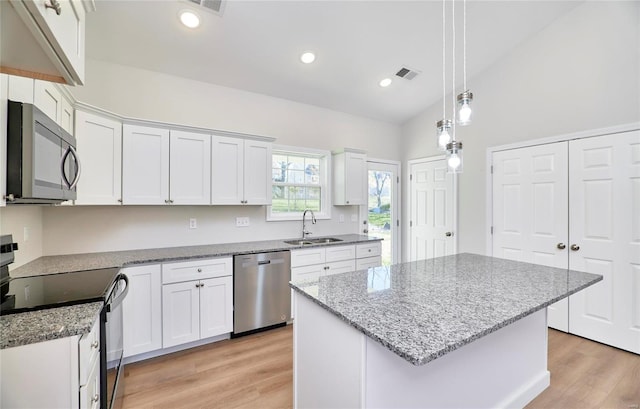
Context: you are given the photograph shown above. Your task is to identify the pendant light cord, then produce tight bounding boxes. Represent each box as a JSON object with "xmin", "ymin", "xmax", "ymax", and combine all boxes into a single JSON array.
[
  {"xmin": 463, "ymin": 0, "xmax": 467, "ymax": 92},
  {"xmin": 451, "ymin": 0, "xmax": 456, "ymax": 140},
  {"xmin": 442, "ymin": 0, "xmax": 446, "ymax": 119}
]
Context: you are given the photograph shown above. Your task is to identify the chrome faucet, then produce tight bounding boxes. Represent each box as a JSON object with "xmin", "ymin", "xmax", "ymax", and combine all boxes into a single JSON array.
[{"xmin": 302, "ymin": 209, "xmax": 317, "ymax": 239}]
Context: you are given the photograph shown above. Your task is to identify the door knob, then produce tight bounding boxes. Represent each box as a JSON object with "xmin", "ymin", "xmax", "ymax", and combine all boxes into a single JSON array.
[
  {"xmin": 570, "ymin": 244, "xmax": 580, "ymax": 251},
  {"xmin": 445, "ymin": 232, "xmax": 453, "ymax": 237},
  {"xmin": 557, "ymin": 243, "xmax": 566, "ymax": 250},
  {"xmin": 363, "ymin": 229, "xmax": 369, "ymax": 234}
]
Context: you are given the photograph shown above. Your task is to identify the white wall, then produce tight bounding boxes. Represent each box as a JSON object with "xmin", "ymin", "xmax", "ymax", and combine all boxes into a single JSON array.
[
  {"xmin": 401, "ymin": 1, "xmax": 640, "ymax": 259},
  {"xmin": 0, "ymin": 207, "xmax": 44, "ymax": 267},
  {"xmin": 38, "ymin": 59, "xmax": 401, "ymax": 255}
]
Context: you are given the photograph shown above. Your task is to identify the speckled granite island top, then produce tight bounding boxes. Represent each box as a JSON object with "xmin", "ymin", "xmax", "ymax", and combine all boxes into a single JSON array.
[
  {"xmin": 10, "ymin": 234, "xmax": 379, "ymax": 277},
  {"xmin": 290, "ymin": 253, "xmax": 602, "ymax": 366}
]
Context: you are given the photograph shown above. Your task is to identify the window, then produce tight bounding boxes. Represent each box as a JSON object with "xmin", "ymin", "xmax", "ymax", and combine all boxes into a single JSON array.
[{"xmin": 268, "ymin": 146, "xmax": 331, "ymax": 221}]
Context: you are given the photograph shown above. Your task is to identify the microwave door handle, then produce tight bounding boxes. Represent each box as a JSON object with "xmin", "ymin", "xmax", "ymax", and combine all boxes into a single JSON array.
[
  {"xmin": 68, "ymin": 146, "xmax": 81, "ymax": 190},
  {"xmin": 61, "ymin": 146, "xmax": 73, "ymax": 188}
]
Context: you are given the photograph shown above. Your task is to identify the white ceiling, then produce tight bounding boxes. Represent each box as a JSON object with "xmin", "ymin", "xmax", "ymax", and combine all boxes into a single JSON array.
[{"xmin": 86, "ymin": 0, "xmax": 582, "ymax": 124}]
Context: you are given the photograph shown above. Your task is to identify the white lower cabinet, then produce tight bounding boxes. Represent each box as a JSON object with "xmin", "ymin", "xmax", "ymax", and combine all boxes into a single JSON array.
[
  {"xmin": 290, "ymin": 242, "xmax": 382, "ymax": 318},
  {"xmin": 161, "ymin": 257, "xmax": 233, "ymax": 348},
  {"xmin": 122, "ymin": 264, "xmax": 162, "ymax": 358},
  {"xmin": 0, "ymin": 319, "xmax": 100, "ymax": 408}
]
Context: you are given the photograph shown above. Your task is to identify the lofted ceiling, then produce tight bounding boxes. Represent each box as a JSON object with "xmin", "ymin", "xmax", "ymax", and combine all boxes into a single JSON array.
[{"xmin": 86, "ymin": 0, "xmax": 582, "ymax": 124}]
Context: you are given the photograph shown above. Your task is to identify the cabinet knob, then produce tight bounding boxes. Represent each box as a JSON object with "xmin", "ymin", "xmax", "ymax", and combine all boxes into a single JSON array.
[
  {"xmin": 445, "ymin": 232, "xmax": 453, "ymax": 237},
  {"xmin": 45, "ymin": 0, "xmax": 62, "ymax": 15},
  {"xmin": 557, "ymin": 243, "xmax": 566, "ymax": 250},
  {"xmin": 570, "ymin": 244, "xmax": 580, "ymax": 251},
  {"xmin": 91, "ymin": 340, "xmax": 99, "ymax": 349},
  {"xmin": 368, "ymin": 249, "xmax": 371, "ymax": 253},
  {"xmin": 164, "ymin": 199, "xmax": 170, "ymax": 204},
  {"xmin": 197, "ymin": 268, "xmax": 202, "ymax": 273},
  {"xmin": 117, "ymin": 199, "xmax": 122, "ymax": 203},
  {"xmin": 363, "ymin": 229, "xmax": 369, "ymax": 234},
  {"xmin": 346, "ymin": 201, "xmax": 350, "ymax": 204}
]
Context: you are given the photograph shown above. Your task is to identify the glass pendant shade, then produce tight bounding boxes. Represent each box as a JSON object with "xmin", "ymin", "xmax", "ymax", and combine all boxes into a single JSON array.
[
  {"xmin": 436, "ymin": 119, "xmax": 453, "ymax": 151},
  {"xmin": 456, "ymin": 91, "xmax": 473, "ymax": 126},
  {"xmin": 446, "ymin": 141, "xmax": 463, "ymax": 173}
]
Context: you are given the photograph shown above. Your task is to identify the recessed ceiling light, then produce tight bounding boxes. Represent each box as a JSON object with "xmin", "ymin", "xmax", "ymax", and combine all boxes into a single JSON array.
[
  {"xmin": 300, "ymin": 52, "xmax": 316, "ymax": 64},
  {"xmin": 179, "ymin": 10, "xmax": 200, "ymax": 29},
  {"xmin": 379, "ymin": 78, "xmax": 392, "ymax": 87}
]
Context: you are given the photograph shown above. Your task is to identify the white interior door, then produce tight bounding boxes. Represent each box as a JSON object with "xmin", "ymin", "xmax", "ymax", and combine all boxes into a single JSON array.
[
  {"xmin": 492, "ymin": 142, "xmax": 569, "ymax": 331},
  {"xmin": 409, "ymin": 158, "xmax": 455, "ymax": 261},
  {"xmin": 360, "ymin": 160, "xmax": 400, "ymax": 265},
  {"xmin": 568, "ymin": 130, "xmax": 640, "ymax": 353}
]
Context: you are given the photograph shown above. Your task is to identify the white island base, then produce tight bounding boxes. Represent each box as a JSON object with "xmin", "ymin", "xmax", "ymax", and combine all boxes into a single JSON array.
[{"xmin": 294, "ymin": 294, "xmax": 550, "ymax": 409}]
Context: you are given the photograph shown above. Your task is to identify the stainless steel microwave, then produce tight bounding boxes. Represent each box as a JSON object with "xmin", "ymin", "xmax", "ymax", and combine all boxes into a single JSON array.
[{"xmin": 6, "ymin": 101, "xmax": 80, "ymax": 204}]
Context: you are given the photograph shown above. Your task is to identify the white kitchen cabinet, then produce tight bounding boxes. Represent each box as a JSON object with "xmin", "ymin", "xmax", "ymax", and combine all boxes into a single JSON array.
[
  {"xmin": 122, "ymin": 124, "xmax": 170, "ymax": 205},
  {"xmin": 162, "ymin": 257, "xmax": 233, "ymax": 348},
  {"xmin": 75, "ymin": 109, "xmax": 123, "ymax": 205},
  {"xmin": 211, "ymin": 135, "xmax": 272, "ymax": 205},
  {"xmin": 8, "ymin": 76, "xmax": 73, "ymax": 132},
  {"xmin": 170, "ymin": 130, "xmax": 211, "ymax": 205},
  {"xmin": 333, "ymin": 149, "xmax": 367, "ymax": 205},
  {"xmin": 0, "ymin": 0, "xmax": 87, "ymax": 85},
  {"xmin": 7, "ymin": 75, "xmax": 34, "ymax": 103},
  {"xmin": 122, "ymin": 264, "xmax": 162, "ymax": 358},
  {"xmin": 123, "ymin": 124, "xmax": 211, "ymax": 205},
  {"xmin": 492, "ymin": 130, "xmax": 640, "ymax": 354},
  {"xmin": 0, "ymin": 319, "xmax": 99, "ymax": 408}
]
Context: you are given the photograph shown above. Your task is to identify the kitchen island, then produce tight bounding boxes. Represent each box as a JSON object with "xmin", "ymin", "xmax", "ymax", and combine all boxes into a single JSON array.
[{"xmin": 290, "ymin": 253, "xmax": 602, "ymax": 409}]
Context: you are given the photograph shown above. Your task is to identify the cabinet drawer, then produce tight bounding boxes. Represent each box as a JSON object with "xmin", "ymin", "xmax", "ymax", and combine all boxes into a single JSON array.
[
  {"xmin": 325, "ymin": 245, "xmax": 356, "ymax": 263},
  {"xmin": 162, "ymin": 257, "xmax": 232, "ymax": 284},
  {"xmin": 292, "ymin": 264, "xmax": 325, "ymax": 282},
  {"xmin": 78, "ymin": 319, "xmax": 100, "ymax": 386},
  {"xmin": 356, "ymin": 242, "xmax": 381, "ymax": 259},
  {"xmin": 291, "ymin": 248, "xmax": 325, "ymax": 268},
  {"xmin": 79, "ymin": 355, "xmax": 100, "ymax": 409},
  {"xmin": 356, "ymin": 256, "xmax": 382, "ymax": 270}
]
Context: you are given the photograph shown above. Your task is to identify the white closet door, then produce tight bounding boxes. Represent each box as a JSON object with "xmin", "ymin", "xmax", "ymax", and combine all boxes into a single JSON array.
[
  {"xmin": 568, "ymin": 130, "xmax": 640, "ymax": 353},
  {"xmin": 409, "ymin": 159, "xmax": 455, "ymax": 261},
  {"xmin": 492, "ymin": 142, "xmax": 569, "ymax": 331}
]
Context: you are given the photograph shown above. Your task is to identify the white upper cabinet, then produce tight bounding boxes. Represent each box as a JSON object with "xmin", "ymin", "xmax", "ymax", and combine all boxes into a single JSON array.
[
  {"xmin": 122, "ymin": 124, "xmax": 212, "ymax": 205},
  {"xmin": 74, "ymin": 109, "xmax": 122, "ymax": 205},
  {"xmin": 170, "ymin": 130, "xmax": 211, "ymax": 205},
  {"xmin": 122, "ymin": 124, "xmax": 170, "ymax": 205},
  {"xmin": 0, "ymin": 0, "xmax": 87, "ymax": 85},
  {"xmin": 211, "ymin": 135, "xmax": 272, "ymax": 205},
  {"xmin": 8, "ymin": 77, "xmax": 73, "ymax": 133},
  {"xmin": 333, "ymin": 149, "xmax": 367, "ymax": 205}
]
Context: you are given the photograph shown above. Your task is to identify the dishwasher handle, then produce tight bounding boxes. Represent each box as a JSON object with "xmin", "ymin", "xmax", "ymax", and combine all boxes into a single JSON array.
[{"xmin": 258, "ymin": 260, "xmax": 271, "ymax": 265}]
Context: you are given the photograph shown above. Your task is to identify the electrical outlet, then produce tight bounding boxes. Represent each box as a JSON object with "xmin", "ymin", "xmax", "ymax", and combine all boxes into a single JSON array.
[
  {"xmin": 339, "ymin": 214, "xmax": 345, "ymax": 223},
  {"xmin": 23, "ymin": 227, "xmax": 30, "ymax": 242},
  {"xmin": 189, "ymin": 218, "xmax": 197, "ymax": 229},
  {"xmin": 351, "ymin": 214, "xmax": 358, "ymax": 222},
  {"xmin": 236, "ymin": 217, "xmax": 250, "ymax": 227}
]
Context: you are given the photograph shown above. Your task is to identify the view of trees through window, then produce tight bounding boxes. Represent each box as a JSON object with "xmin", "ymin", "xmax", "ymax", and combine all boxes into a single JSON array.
[{"xmin": 272, "ymin": 153, "xmax": 321, "ymax": 213}]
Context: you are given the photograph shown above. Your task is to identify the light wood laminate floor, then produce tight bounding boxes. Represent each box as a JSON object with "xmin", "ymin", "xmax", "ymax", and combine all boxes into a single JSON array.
[{"xmin": 121, "ymin": 325, "xmax": 639, "ymax": 408}]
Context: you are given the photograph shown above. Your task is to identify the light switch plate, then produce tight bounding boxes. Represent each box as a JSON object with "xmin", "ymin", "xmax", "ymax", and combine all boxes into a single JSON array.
[{"xmin": 189, "ymin": 218, "xmax": 197, "ymax": 229}]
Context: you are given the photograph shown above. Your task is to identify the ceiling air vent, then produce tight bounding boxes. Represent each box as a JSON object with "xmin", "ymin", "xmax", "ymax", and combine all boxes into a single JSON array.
[
  {"xmin": 185, "ymin": 0, "xmax": 226, "ymax": 15},
  {"xmin": 395, "ymin": 66, "xmax": 420, "ymax": 80}
]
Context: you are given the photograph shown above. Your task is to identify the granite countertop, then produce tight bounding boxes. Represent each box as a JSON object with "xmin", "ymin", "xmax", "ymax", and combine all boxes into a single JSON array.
[
  {"xmin": 10, "ymin": 234, "xmax": 380, "ymax": 277},
  {"xmin": 290, "ymin": 253, "xmax": 602, "ymax": 366},
  {"xmin": 0, "ymin": 302, "xmax": 103, "ymax": 349},
  {"xmin": 2, "ymin": 234, "xmax": 379, "ymax": 349}
]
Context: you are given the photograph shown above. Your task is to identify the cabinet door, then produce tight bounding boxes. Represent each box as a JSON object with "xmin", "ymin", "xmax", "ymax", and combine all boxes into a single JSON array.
[
  {"xmin": 162, "ymin": 281, "xmax": 200, "ymax": 348},
  {"xmin": 200, "ymin": 276, "xmax": 233, "ymax": 338},
  {"xmin": 211, "ymin": 135, "xmax": 244, "ymax": 204},
  {"xmin": 243, "ymin": 140, "xmax": 272, "ymax": 205},
  {"xmin": 291, "ymin": 264, "xmax": 326, "ymax": 319},
  {"xmin": 34, "ymin": 80, "xmax": 62, "ymax": 123},
  {"xmin": 122, "ymin": 264, "xmax": 162, "ymax": 358},
  {"xmin": 75, "ymin": 110, "xmax": 122, "ymax": 205},
  {"xmin": 325, "ymin": 245, "xmax": 356, "ymax": 263},
  {"xmin": 344, "ymin": 152, "xmax": 367, "ymax": 205},
  {"xmin": 325, "ymin": 259, "xmax": 356, "ymax": 276},
  {"xmin": 60, "ymin": 96, "xmax": 73, "ymax": 134},
  {"xmin": 170, "ymin": 130, "xmax": 211, "ymax": 205},
  {"xmin": 492, "ymin": 142, "xmax": 570, "ymax": 332},
  {"xmin": 7, "ymin": 75, "xmax": 34, "ymax": 103},
  {"xmin": 291, "ymin": 248, "xmax": 326, "ymax": 268},
  {"xmin": 356, "ymin": 256, "xmax": 382, "ymax": 270},
  {"xmin": 122, "ymin": 124, "xmax": 170, "ymax": 205},
  {"xmin": 568, "ymin": 131, "xmax": 640, "ymax": 354}
]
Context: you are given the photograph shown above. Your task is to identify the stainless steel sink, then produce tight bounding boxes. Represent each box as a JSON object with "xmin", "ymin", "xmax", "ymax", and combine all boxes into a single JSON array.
[{"xmin": 283, "ymin": 237, "xmax": 343, "ymax": 246}]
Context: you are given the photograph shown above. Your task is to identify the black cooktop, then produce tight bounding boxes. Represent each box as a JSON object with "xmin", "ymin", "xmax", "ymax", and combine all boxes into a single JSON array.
[{"xmin": 0, "ymin": 268, "xmax": 120, "ymax": 315}]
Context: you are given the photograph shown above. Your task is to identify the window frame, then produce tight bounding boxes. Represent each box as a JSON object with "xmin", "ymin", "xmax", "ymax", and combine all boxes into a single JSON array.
[{"xmin": 267, "ymin": 145, "xmax": 332, "ymax": 222}]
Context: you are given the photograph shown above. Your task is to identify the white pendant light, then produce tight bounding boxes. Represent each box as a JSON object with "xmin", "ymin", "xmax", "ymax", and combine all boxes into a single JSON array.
[
  {"xmin": 437, "ymin": 119, "xmax": 452, "ymax": 151},
  {"xmin": 446, "ymin": 141, "xmax": 463, "ymax": 173}
]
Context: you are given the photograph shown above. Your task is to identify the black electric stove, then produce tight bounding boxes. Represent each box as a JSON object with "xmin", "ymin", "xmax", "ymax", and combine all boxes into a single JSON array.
[{"xmin": 0, "ymin": 267, "xmax": 120, "ymax": 315}]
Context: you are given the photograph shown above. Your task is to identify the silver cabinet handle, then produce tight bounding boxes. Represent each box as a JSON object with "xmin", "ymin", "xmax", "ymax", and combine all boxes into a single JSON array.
[
  {"xmin": 363, "ymin": 229, "xmax": 369, "ymax": 234},
  {"xmin": 445, "ymin": 232, "xmax": 453, "ymax": 237},
  {"xmin": 197, "ymin": 268, "xmax": 202, "ymax": 272},
  {"xmin": 570, "ymin": 244, "xmax": 580, "ymax": 251},
  {"xmin": 45, "ymin": 0, "xmax": 62, "ymax": 15},
  {"xmin": 164, "ymin": 199, "xmax": 170, "ymax": 204},
  {"xmin": 557, "ymin": 243, "xmax": 566, "ymax": 250},
  {"xmin": 91, "ymin": 340, "xmax": 99, "ymax": 349}
]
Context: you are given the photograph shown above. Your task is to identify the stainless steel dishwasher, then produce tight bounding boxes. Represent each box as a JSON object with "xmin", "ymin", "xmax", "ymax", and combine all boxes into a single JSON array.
[{"xmin": 232, "ymin": 251, "xmax": 291, "ymax": 337}]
